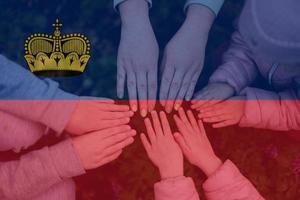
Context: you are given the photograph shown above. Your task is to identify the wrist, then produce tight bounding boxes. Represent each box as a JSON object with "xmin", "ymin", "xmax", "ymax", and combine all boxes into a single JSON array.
[
  {"xmin": 119, "ymin": 0, "xmax": 150, "ymax": 27},
  {"xmin": 196, "ymin": 155, "xmax": 222, "ymax": 177},
  {"xmin": 185, "ymin": 4, "xmax": 215, "ymax": 35},
  {"xmin": 159, "ymin": 166, "xmax": 183, "ymax": 180}
]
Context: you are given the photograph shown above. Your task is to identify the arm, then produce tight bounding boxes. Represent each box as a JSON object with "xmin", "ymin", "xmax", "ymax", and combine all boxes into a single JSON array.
[
  {"xmin": 160, "ymin": 4, "xmax": 215, "ymax": 113},
  {"xmin": 0, "ymin": 55, "xmax": 133, "ymax": 136},
  {"xmin": 140, "ymin": 111, "xmax": 200, "ymax": 200},
  {"xmin": 116, "ymin": 0, "xmax": 159, "ymax": 117},
  {"xmin": 173, "ymin": 108, "xmax": 264, "ymax": 200},
  {"xmin": 239, "ymin": 87, "xmax": 300, "ymax": 131},
  {"xmin": 0, "ymin": 55, "xmax": 78, "ymax": 134},
  {"xmin": 203, "ymin": 160, "xmax": 264, "ymax": 200},
  {"xmin": 192, "ymin": 31, "xmax": 258, "ymax": 109},
  {"xmin": 0, "ymin": 139, "xmax": 85, "ymax": 200}
]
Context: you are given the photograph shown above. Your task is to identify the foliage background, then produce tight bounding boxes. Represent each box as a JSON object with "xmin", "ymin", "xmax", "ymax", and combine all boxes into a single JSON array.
[{"xmin": 0, "ymin": 0, "xmax": 300, "ymax": 199}]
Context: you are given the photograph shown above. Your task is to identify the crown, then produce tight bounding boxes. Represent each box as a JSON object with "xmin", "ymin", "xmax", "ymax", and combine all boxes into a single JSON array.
[{"xmin": 24, "ymin": 19, "xmax": 91, "ymax": 76}]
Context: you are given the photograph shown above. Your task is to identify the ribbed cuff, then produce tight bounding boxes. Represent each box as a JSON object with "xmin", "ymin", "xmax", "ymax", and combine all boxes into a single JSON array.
[
  {"xmin": 40, "ymin": 89, "xmax": 79, "ymax": 135},
  {"xmin": 114, "ymin": 0, "xmax": 152, "ymax": 12},
  {"xmin": 184, "ymin": 0, "xmax": 224, "ymax": 16},
  {"xmin": 49, "ymin": 139, "xmax": 85, "ymax": 179}
]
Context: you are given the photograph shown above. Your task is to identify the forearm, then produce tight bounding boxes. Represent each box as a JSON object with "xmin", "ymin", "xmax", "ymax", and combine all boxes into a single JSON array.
[
  {"xmin": 185, "ymin": 4, "xmax": 215, "ymax": 37},
  {"xmin": 0, "ymin": 139, "xmax": 85, "ymax": 200},
  {"xmin": 119, "ymin": 0, "xmax": 150, "ymax": 27}
]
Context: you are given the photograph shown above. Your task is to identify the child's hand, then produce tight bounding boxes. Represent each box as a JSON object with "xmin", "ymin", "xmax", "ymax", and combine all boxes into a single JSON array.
[
  {"xmin": 66, "ymin": 99, "xmax": 134, "ymax": 135},
  {"xmin": 198, "ymin": 96, "xmax": 246, "ymax": 128},
  {"xmin": 72, "ymin": 125, "xmax": 136, "ymax": 170},
  {"xmin": 173, "ymin": 108, "xmax": 222, "ymax": 177},
  {"xmin": 140, "ymin": 111, "xmax": 183, "ymax": 180},
  {"xmin": 191, "ymin": 83, "xmax": 235, "ymax": 110}
]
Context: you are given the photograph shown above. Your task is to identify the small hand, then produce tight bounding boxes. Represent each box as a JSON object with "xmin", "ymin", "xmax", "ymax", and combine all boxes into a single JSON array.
[
  {"xmin": 140, "ymin": 111, "xmax": 183, "ymax": 180},
  {"xmin": 197, "ymin": 96, "xmax": 246, "ymax": 128},
  {"xmin": 65, "ymin": 98, "xmax": 133, "ymax": 135},
  {"xmin": 191, "ymin": 83, "xmax": 235, "ymax": 110},
  {"xmin": 173, "ymin": 108, "xmax": 222, "ymax": 177},
  {"xmin": 72, "ymin": 125, "xmax": 136, "ymax": 170},
  {"xmin": 118, "ymin": 0, "xmax": 159, "ymax": 117}
]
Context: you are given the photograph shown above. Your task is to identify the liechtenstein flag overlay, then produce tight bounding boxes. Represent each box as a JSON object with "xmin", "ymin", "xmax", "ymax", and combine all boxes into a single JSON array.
[{"xmin": 0, "ymin": 0, "xmax": 299, "ymax": 200}]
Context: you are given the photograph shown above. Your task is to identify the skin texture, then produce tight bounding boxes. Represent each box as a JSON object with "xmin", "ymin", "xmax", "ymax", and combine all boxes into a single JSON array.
[
  {"xmin": 118, "ymin": 0, "xmax": 159, "ymax": 117},
  {"xmin": 65, "ymin": 99, "xmax": 133, "ymax": 135},
  {"xmin": 197, "ymin": 96, "xmax": 246, "ymax": 128},
  {"xmin": 160, "ymin": 4, "xmax": 215, "ymax": 113},
  {"xmin": 191, "ymin": 82, "xmax": 235, "ymax": 110},
  {"xmin": 72, "ymin": 125, "xmax": 136, "ymax": 170},
  {"xmin": 140, "ymin": 111, "xmax": 184, "ymax": 180},
  {"xmin": 173, "ymin": 108, "xmax": 222, "ymax": 177}
]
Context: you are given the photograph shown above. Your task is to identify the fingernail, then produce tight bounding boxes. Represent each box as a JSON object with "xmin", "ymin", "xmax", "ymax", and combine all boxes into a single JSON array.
[
  {"xmin": 125, "ymin": 125, "xmax": 131, "ymax": 130},
  {"xmin": 131, "ymin": 130, "xmax": 137, "ymax": 135},
  {"xmin": 174, "ymin": 103, "xmax": 180, "ymax": 111},
  {"xmin": 125, "ymin": 118, "xmax": 130, "ymax": 123},
  {"xmin": 128, "ymin": 111, "xmax": 134, "ymax": 116},
  {"xmin": 132, "ymin": 104, "xmax": 137, "ymax": 112},
  {"xmin": 141, "ymin": 109, "xmax": 147, "ymax": 118}
]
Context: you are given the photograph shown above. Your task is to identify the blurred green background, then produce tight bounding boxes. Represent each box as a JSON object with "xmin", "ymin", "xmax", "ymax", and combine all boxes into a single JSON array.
[{"xmin": 1, "ymin": 0, "xmax": 300, "ymax": 199}]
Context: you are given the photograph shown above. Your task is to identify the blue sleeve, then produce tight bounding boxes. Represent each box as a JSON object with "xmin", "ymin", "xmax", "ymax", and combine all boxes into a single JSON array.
[
  {"xmin": 0, "ymin": 55, "xmax": 78, "ymax": 133},
  {"xmin": 184, "ymin": 0, "xmax": 225, "ymax": 16},
  {"xmin": 113, "ymin": 0, "xmax": 152, "ymax": 12}
]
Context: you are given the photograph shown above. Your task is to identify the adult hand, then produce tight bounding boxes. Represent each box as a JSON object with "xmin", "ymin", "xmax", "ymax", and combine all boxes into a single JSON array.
[
  {"xmin": 173, "ymin": 108, "xmax": 222, "ymax": 177},
  {"xmin": 118, "ymin": 0, "xmax": 159, "ymax": 117},
  {"xmin": 198, "ymin": 96, "xmax": 246, "ymax": 128},
  {"xmin": 72, "ymin": 125, "xmax": 136, "ymax": 170},
  {"xmin": 140, "ymin": 111, "xmax": 183, "ymax": 180},
  {"xmin": 65, "ymin": 98, "xmax": 133, "ymax": 135},
  {"xmin": 191, "ymin": 83, "xmax": 235, "ymax": 111},
  {"xmin": 159, "ymin": 4, "xmax": 215, "ymax": 113}
]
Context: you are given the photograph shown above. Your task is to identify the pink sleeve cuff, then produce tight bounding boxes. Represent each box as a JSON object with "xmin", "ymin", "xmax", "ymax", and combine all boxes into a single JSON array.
[{"xmin": 49, "ymin": 138, "xmax": 85, "ymax": 179}]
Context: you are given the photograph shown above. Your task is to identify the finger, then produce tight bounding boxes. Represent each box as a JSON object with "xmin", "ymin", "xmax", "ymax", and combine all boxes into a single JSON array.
[
  {"xmin": 212, "ymin": 119, "xmax": 237, "ymax": 128},
  {"xmin": 80, "ymin": 96, "xmax": 115, "ymax": 104},
  {"xmin": 203, "ymin": 115, "xmax": 228, "ymax": 123},
  {"xmin": 95, "ymin": 125, "xmax": 132, "ymax": 139},
  {"xmin": 104, "ymin": 129, "xmax": 137, "ymax": 147},
  {"xmin": 185, "ymin": 71, "xmax": 200, "ymax": 101},
  {"xmin": 165, "ymin": 70, "xmax": 184, "ymax": 113},
  {"xmin": 98, "ymin": 118, "xmax": 131, "ymax": 130},
  {"xmin": 127, "ymin": 71, "xmax": 138, "ymax": 112},
  {"xmin": 144, "ymin": 118, "xmax": 156, "ymax": 143},
  {"xmin": 159, "ymin": 111, "xmax": 172, "ymax": 137},
  {"xmin": 191, "ymin": 91, "xmax": 211, "ymax": 109},
  {"xmin": 147, "ymin": 69, "xmax": 157, "ymax": 112},
  {"xmin": 136, "ymin": 72, "xmax": 148, "ymax": 117},
  {"xmin": 151, "ymin": 111, "xmax": 163, "ymax": 136},
  {"xmin": 103, "ymin": 137, "xmax": 134, "ymax": 155},
  {"xmin": 117, "ymin": 65, "xmax": 126, "ymax": 98},
  {"xmin": 95, "ymin": 103, "xmax": 130, "ymax": 112},
  {"xmin": 178, "ymin": 108, "xmax": 194, "ymax": 132},
  {"xmin": 100, "ymin": 111, "xmax": 134, "ymax": 119},
  {"xmin": 173, "ymin": 115, "xmax": 190, "ymax": 138},
  {"xmin": 197, "ymin": 120, "xmax": 206, "ymax": 136},
  {"xmin": 198, "ymin": 109, "xmax": 225, "ymax": 119},
  {"xmin": 140, "ymin": 133, "xmax": 152, "ymax": 155},
  {"xmin": 174, "ymin": 71, "xmax": 193, "ymax": 111},
  {"xmin": 174, "ymin": 132, "xmax": 190, "ymax": 154},
  {"xmin": 199, "ymin": 99, "xmax": 222, "ymax": 110},
  {"xmin": 186, "ymin": 110, "xmax": 199, "ymax": 133},
  {"xmin": 96, "ymin": 150, "xmax": 123, "ymax": 167},
  {"xmin": 159, "ymin": 62, "xmax": 175, "ymax": 107}
]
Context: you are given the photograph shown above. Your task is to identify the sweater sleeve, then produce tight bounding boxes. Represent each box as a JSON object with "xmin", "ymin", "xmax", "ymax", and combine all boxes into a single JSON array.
[
  {"xmin": 0, "ymin": 139, "xmax": 85, "ymax": 200},
  {"xmin": 239, "ymin": 87, "xmax": 300, "ymax": 131},
  {"xmin": 184, "ymin": 0, "xmax": 224, "ymax": 16},
  {"xmin": 113, "ymin": 0, "xmax": 152, "ymax": 11},
  {"xmin": 209, "ymin": 31, "xmax": 258, "ymax": 94},
  {"xmin": 154, "ymin": 176, "xmax": 200, "ymax": 200},
  {"xmin": 0, "ymin": 55, "xmax": 78, "ymax": 134},
  {"xmin": 203, "ymin": 160, "xmax": 264, "ymax": 200}
]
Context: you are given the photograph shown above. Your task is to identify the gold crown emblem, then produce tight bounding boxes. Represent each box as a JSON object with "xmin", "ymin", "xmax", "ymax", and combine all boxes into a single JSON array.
[{"xmin": 24, "ymin": 19, "xmax": 91, "ymax": 76}]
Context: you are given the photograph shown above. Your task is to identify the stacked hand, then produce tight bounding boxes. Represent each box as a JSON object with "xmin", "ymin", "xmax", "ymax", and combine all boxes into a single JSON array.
[
  {"xmin": 140, "ymin": 111, "xmax": 183, "ymax": 179},
  {"xmin": 140, "ymin": 109, "xmax": 222, "ymax": 179}
]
